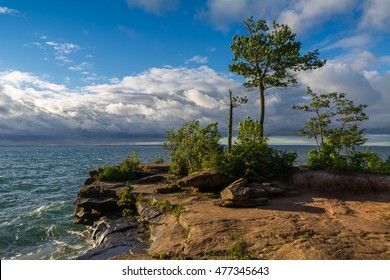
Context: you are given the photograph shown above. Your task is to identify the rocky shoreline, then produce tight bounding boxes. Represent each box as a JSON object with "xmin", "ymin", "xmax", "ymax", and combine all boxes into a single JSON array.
[{"xmin": 73, "ymin": 164, "xmax": 390, "ymax": 260}]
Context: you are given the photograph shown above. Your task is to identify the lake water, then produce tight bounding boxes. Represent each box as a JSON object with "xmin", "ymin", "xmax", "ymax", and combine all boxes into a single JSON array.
[{"xmin": 0, "ymin": 145, "xmax": 389, "ymax": 259}]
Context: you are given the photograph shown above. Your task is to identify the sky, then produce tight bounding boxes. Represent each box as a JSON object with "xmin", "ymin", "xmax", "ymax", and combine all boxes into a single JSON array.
[{"xmin": 0, "ymin": 0, "xmax": 389, "ymax": 146}]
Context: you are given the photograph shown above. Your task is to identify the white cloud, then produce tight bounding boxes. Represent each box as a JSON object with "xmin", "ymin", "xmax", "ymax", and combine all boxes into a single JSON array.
[
  {"xmin": 183, "ymin": 89, "xmax": 219, "ymax": 109},
  {"xmin": 185, "ymin": 55, "xmax": 208, "ymax": 64},
  {"xmin": 360, "ymin": 0, "xmax": 390, "ymax": 30},
  {"xmin": 106, "ymin": 103, "xmax": 155, "ymax": 115},
  {"xmin": 278, "ymin": 0, "xmax": 354, "ymax": 32},
  {"xmin": 299, "ymin": 60, "xmax": 382, "ymax": 105},
  {"xmin": 322, "ymin": 34, "xmax": 372, "ymax": 51},
  {"xmin": 0, "ymin": 71, "xmax": 66, "ymax": 92},
  {"xmin": 46, "ymin": 41, "xmax": 81, "ymax": 55},
  {"xmin": 126, "ymin": 0, "xmax": 179, "ymax": 15},
  {"xmin": 68, "ymin": 62, "xmax": 93, "ymax": 72},
  {"xmin": 0, "ymin": 6, "xmax": 19, "ymax": 15}
]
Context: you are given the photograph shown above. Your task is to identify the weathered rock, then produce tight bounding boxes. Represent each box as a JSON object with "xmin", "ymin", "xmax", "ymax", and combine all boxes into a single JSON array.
[
  {"xmin": 89, "ymin": 167, "xmax": 104, "ymax": 179},
  {"xmin": 136, "ymin": 201, "xmax": 163, "ymax": 222},
  {"xmin": 77, "ymin": 183, "xmax": 121, "ymax": 199},
  {"xmin": 285, "ymin": 169, "xmax": 390, "ymax": 194},
  {"xmin": 262, "ymin": 183, "xmax": 286, "ymax": 195},
  {"xmin": 140, "ymin": 163, "xmax": 170, "ymax": 174},
  {"xmin": 84, "ymin": 177, "xmax": 95, "ymax": 185},
  {"xmin": 220, "ymin": 178, "xmax": 249, "ymax": 201},
  {"xmin": 74, "ymin": 197, "xmax": 120, "ymax": 212},
  {"xmin": 148, "ymin": 214, "xmax": 186, "ymax": 257},
  {"xmin": 137, "ymin": 174, "xmax": 166, "ymax": 184},
  {"xmin": 219, "ymin": 197, "xmax": 269, "ymax": 208},
  {"xmin": 73, "ymin": 207, "xmax": 102, "ymax": 225},
  {"xmin": 220, "ymin": 178, "xmax": 269, "ymax": 202},
  {"xmin": 177, "ymin": 171, "xmax": 233, "ymax": 192},
  {"xmin": 92, "ymin": 217, "xmax": 139, "ymax": 245},
  {"xmin": 77, "ymin": 216, "xmax": 147, "ymax": 260},
  {"xmin": 155, "ymin": 184, "xmax": 181, "ymax": 194}
]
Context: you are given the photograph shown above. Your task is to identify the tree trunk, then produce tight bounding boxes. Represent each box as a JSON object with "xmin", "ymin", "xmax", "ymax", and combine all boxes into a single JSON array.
[
  {"xmin": 259, "ymin": 84, "xmax": 265, "ymax": 137},
  {"xmin": 228, "ymin": 90, "xmax": 233, "ymax": 153}
]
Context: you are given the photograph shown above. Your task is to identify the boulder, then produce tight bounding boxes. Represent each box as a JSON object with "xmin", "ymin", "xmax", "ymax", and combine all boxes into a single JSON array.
[
  {"xmin": 177, "ymin": 171, "xmax": 233, "ymax": 192},
  {"xmin": 220, "ymin": 178, "xmax": 249, "ymax": 201},
  {"xmin": 220, "ymin": 178, "xmax": 270, "ymax": 208},
  {"xmin": 221, "ymin": 178, "xmax": 269, "ymax": 201}
]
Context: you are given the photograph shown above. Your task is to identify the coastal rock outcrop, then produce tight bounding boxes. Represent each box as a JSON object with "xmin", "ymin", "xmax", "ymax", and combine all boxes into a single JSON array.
[
  {"xmin": 73, "ymin": 182, "xmax": 125, "ymax": 225},
  {"xmin": 74, "ymin": 164, "xmax": 390, "ymax": 260}
]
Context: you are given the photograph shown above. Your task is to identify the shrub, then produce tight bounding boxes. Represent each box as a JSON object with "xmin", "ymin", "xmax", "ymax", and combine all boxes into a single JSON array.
[
  {"xmin": 153, "ymin": 155, "xmax": 165, "ymax": 164},
  {"xmin": 117, "ymin": 182, "xmax": 137, "ymax": 216},
  {"xmin": 221, "ymin": 117, "xmax": 297, "ymax": 178},
  {"xmin": 163, "ymin": 120, "xmax": 223, "ymax": 176},
  {"xmin": 96, "ymin": 152, "xmax": 140, "ymax": 181}
]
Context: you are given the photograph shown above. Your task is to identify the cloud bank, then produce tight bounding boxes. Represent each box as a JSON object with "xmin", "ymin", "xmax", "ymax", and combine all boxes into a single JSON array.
[{"xmin": 1, "ymin": 63, "xmax": 389, "ymax": 145}]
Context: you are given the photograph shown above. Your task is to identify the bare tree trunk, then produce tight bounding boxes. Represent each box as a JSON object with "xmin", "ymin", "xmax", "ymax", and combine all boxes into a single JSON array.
[
  {"xmin": 228, "ymin": 90, "xmax": 233, "ymax": 153},
  {"xmin": 259, "ymin": 84, "xmax": 265, "ymax": 137}
]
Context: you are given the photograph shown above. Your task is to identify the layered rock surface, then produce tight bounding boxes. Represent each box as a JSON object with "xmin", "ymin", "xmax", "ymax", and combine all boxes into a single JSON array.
[{"xmin": 74, "ymin": 164, "xmax": 390, "ymax": 260}]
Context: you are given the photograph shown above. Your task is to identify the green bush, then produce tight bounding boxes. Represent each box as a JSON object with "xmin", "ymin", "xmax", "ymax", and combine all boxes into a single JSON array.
[
  {"xmin": 96, "ymin": 152, "xmax": 140, "ymax": 181},
  {"xmin": 163, "ymin": 120, "xmax": 223, "ymax": 176},
  {"xmin": 117, "ymin": 182, "xmax": 137, "ymax": 216},
  {"xmin": 221, "ymin": 117, "xmax": 297, "ymax": 178},
  {"xmin": 153, "ymin": 155, "xmax": 165, "ymax": 164}
]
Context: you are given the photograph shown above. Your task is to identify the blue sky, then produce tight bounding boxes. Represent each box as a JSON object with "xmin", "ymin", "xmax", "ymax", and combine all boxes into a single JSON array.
[{"xmin": 0, "ymin": 0, "xmax": 389, "ymax": 145}]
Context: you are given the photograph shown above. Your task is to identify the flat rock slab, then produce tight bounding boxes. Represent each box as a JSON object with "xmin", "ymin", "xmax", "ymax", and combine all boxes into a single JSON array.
[
  {"xmin": 137, "ymin": 201, "xmax": 163, "ymax": 222},
  {"xmin": 219, "ymin": 197, "xmax": 269, "ymax": 208}
]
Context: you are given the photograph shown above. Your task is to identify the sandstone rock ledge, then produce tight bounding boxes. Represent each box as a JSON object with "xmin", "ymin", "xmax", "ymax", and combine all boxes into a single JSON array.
[{"xmin": 74, "ymin": 164, "xmax": 390, "ymax": 260}]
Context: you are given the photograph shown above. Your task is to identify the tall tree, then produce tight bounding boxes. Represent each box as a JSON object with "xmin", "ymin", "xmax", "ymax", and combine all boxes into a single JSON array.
[{"xmin": 229, "ymin": 17, "xmax": 326, "ymax": 137}]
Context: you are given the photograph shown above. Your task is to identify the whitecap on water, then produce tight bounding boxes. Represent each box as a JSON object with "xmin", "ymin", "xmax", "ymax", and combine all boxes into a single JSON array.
[{"xmin": 29, "ymin": 204, "xmax": 51, "ymax": 217}]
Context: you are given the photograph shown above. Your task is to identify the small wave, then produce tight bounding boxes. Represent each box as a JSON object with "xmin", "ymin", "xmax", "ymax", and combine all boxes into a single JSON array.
[{"xmin": 29, "ymin": 205, "xmax": 51, "ymax": 217}]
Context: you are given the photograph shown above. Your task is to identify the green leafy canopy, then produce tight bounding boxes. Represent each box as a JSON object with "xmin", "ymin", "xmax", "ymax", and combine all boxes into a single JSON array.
[{"xmin": 229, "ymin": 17, "xmax": 326, "ymax": 136}]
